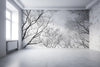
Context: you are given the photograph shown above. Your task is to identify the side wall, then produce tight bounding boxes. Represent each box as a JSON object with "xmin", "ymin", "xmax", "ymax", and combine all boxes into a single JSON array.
[
  {"xmin": 89, "ymin": 1, "xmax": 100, "ymax": 51},
  {"xmin": 0, "ymin": 0, "xmax": 6, "ymax": 57}
]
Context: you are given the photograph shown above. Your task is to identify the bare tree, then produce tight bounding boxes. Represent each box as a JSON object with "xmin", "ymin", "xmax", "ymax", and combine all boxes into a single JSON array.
[
  {"xmin": 65, "ymin": 11, "xmax": 89, "ymax": 48},
  {"xmin": 22, "ymin": 10, "xmax": 52, "ymax": 48},
  {"xmin": 74, "ymin": 15, "xmax": 89, "ymax": 48},
  {"xmin": 41, "ymin": 26, "xmax": 70, "ymax": 48}
]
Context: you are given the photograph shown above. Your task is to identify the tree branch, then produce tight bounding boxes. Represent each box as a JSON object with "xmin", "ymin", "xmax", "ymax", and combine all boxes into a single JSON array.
[{"xmin": 22, "ymin": 11, "xmax": 44, "ymax": 40}]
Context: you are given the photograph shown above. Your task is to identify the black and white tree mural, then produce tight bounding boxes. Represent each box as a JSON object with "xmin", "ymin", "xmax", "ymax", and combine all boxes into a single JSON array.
[{"xmin": 22, "ymin": 10, "xmax": 89, "ymax": 48}]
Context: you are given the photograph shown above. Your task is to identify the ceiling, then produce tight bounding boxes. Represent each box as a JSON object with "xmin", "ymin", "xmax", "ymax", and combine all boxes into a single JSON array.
[{"xmin": 13, "ymin": 0, "xmax": 98, "ymax": 10}]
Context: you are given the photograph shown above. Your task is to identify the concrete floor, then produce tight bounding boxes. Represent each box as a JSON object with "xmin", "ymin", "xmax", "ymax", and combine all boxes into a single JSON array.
[{"xmin": 0, "ymin": 47, "xmax": 100, "ymax": 67}]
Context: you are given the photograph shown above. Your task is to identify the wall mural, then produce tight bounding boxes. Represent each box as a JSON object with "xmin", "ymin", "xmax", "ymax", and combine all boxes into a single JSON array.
[{"xmin": 22, "ymin": 10, "xmax": 89, "ymax": 48}]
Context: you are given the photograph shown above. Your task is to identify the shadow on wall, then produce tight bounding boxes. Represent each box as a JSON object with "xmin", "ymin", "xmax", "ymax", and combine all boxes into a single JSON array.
[{"xmin": 22, "ymin": 10, "xmax": 89, "ymax": 48}]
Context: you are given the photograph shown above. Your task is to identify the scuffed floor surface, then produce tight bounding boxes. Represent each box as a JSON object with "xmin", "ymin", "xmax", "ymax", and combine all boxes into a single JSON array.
[{"xmin": 0, "ymin": 46, "xmax": 100, "ymax": 67}]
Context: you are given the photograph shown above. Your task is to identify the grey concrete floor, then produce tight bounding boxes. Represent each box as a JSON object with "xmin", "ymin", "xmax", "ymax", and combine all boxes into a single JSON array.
[{"xmin": 0, "ymin": 47, "xmax": 100, "ymax": 67}]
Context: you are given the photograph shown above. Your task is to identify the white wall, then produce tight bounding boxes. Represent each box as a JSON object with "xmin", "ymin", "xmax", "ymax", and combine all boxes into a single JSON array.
[
  {"xmin": 8, "ymin": 0, "xmax": 23, "ymax": 49},
  {"xmin": 0, "ymin": 0, "xmax": 6, "ymax": 57},
  {"xmin": 89, "ymin": 1, "xmax": 100, "ymax": 51}
]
